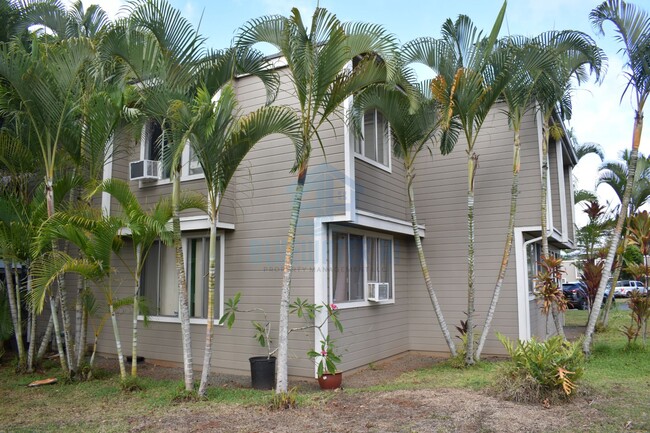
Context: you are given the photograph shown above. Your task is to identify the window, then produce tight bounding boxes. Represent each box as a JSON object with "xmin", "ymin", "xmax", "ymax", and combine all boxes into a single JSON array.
[
  {"xmin": 353, "ymin": 109, "xmax": 390, "ymax": 169},
  {"xmin": 526, "ymin": 242, "xmax": 559, "ymax": 296},
  {"xmin": 330, "ymin": 228, "xmax": 393, "ymax": 305},
  {"xmin": 141, "ymin": 119, "xmax": 205, "ymax": 181},
  {"xmin": 143, "ymin": 120, "xmax": 171, "ymax": 179},
  {"xmin": 141, "ymin": 235, "xmax": 222, "ymax": 320}
]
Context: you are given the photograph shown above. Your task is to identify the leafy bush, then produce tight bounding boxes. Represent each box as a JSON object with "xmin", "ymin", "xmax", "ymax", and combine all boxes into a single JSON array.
[{"xmin": 495, "ymin": 333, "xmax": 585, "ymax": 402}]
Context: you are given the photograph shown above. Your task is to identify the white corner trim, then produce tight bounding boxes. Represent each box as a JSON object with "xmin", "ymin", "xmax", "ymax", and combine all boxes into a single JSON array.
[
  {"xmin": 514, "ymin": 228, "xmax": 532, "ymax": 341},
  {"xmin": 343, "ymin": 96, "xmax": 356, "ymax": 221},
  {"xmin": 556, "ymin": 141, "xmax": 568, "ymax": 242},
  {"xmin": 313, "ymin": 218, "xmax": 333, "ymax": 378},
  {"xmin": 101, "ymin": 136, "xmax": 114, "ymax": 216},
  {"xmin": 355, "ymin": 210, "xmax": 425, "ymax": 238}
]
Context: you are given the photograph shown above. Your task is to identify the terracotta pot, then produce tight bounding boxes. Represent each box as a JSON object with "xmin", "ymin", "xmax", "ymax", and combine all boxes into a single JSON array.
[{"xmin": 317, "ymin": 372, "xmax": 342, "ymax": 390}]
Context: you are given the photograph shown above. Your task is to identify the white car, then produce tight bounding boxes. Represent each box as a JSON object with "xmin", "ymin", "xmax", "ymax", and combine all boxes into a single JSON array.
[{"xmin": 613, "ymin": 280, "xmax": 647, "ymax": 297}]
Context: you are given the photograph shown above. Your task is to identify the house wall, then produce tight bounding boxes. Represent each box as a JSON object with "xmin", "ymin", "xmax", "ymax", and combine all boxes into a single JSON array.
[
  {"xmin": 549, "ymin": 139, "xmax": 562, "ymax": 233},
  {"xmin": 95, "ymin": 68, "xmax": 348, "ymax": 378},
  {"xmin": 408, "ymin": 104, "xmax": 545, "ymax": 355},
  {"xmin": 354, "ymin": 158, "xmax": 409, "ymax": 221}
]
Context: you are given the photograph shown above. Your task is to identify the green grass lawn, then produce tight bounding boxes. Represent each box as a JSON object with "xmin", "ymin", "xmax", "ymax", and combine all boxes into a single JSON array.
[{"xmin": 1, "ymin": 307, "xmax": 648, "ymax": 432}]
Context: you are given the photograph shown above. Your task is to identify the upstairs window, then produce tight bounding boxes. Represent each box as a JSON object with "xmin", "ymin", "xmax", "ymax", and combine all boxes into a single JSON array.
[
  {"xmin": 143, "ymin": 120, "xmax": 171, "ymax": 179},
  {"xmin": 353, "ymin": 109, "xmax": 390, "ymax": 169}
]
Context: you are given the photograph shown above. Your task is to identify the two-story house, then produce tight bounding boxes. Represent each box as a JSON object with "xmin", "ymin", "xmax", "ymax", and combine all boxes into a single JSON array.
[{"xmin": 96, "ymin": 64, "xmax": 577, "ymax": 378}]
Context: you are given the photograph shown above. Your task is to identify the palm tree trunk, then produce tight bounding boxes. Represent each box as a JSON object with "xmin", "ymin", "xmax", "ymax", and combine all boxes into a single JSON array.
[
  {"xmin": 36, "ymin": 315, "xmax": 53, "ymax": 363},
  {"xmin": 276, "ymin": 166, "xmax": 308, "ymax": 394},
  {"xmin": 27, "ymin": 272, "xmax": 37, "ymax": 372},
  {"xmin": 584, "ymin": 113, "xmax": 643, "ymax": 355},
  {"xmin": 198, "ymin": 211, "xmax": 218, "ymax": 397},
  {"xmin": 476, "ymin": 131, "xmax": 521, "ymax": 360},
  {"xmin": 79, "ymin": 301, "xmax": 88, "ymax": 367},
  {"xmin": 465, "ymin": 154, "xmax": 478, "ymax": 366},
  {"xmin": 49, "ymin": 294, "xmax": 68, "ymax": 372},
  {"xmin": 5, "ymin": 263, "xmax": 26, "ymax": 368},
  {"xmin": 540, "ymin": 118, "xmax": 565, "ymax": 339},
  {"xmin": 406, "ymin": 170, "xmax": 456, "ymax": 356},
  {"xmin": 172, "ymin": 171, "xmax": 193, "ymax": 391},
  {"xmin": 74, "ymin": 277, "xmax": 84, "ymax": 369},
  {"xmin": 131, "ymin": 244, "xmax": 142, "ymax": 378},
  {"xmin": 600, "ymin": 250, "xmax": 623, "ymax": 327},
  {"xmin": 109, "ymin": 303, "xmax": 126, "ymax": 380}
]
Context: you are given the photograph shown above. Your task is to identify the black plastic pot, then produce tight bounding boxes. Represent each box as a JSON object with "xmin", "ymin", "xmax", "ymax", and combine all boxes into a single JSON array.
[{"xmin": 249, "ymin": 356, "xmax": 276, "ymax": 390}]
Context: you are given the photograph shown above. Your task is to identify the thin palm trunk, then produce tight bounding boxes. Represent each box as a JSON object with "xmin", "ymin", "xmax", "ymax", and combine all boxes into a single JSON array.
[
  {"xmin": 406, "ymin": 169, "xmax": 456, "ymax": 356},
  {"xmin": 49, "ymin": 293, "xmax": 68, "ymax": 372},
  {"xmin": 27, "ymin": 273, "xmax": 37, "ymax": 372},
  {"xmin": 198, "ymin": 209, "xmax": 218, "ymax": 396},
  {"xmin": 476, "ymin": 130, "xmax": 521, "ymax": 360},
  {"xmin": 601, "ymin": 240, "xmax": 624, "ymax": 327},
  {"xmin": 172, "ymin": 170, "xmax": 193, "ymax": 391},
  {"xmin": 74, "ymin": 277, "xmax": 84, "ymax": 369},
  {"xmin": 108, "ymin": 302, "xmax": 126, "ymax": 380},
  {"xmin": 276, "ymin": 166, "xmax": 308, "ymax": 394},
  {"xmin": 465, "ymin": 153, "xmax": 478, "ymax": 365},
  {"xmin": 5, "ymin": 263, "xmax": 26, "ymax": 368},
  {"xmin": 36, "ymin": 315, "xmax": 53, "ymax": 362},
  {"xmin": 131, "ymin": 244, "xmax": 142, "ymax": 377},
  {"xmin": 585, "ymin": 113, "xmax": 644, "ymax": 354}
]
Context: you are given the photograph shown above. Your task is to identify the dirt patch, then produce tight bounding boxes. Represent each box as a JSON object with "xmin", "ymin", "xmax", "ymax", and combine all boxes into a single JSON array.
[
  {"xmin": 93, "ymin": 354, "xmax": 602, "ymax": 433},
  {"xmin": 128, "ymin": 388, "xmax": 599, "ymax": 433}
]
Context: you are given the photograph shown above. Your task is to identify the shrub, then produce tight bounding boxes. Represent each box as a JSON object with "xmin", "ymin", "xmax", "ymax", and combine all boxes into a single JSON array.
[{"xmin": 495, "ymin": 333, "xmax": 585, "ymax": 402}]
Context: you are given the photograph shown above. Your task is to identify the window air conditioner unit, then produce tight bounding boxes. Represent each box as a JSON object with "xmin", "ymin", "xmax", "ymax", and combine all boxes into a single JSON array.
[
  {"xmin": 130, "ymin": 160, "xmax": 161, "ymax": 181},
  {"xmin": 368, "ymin": 282, "xmax": 390, "ymax": 302}
]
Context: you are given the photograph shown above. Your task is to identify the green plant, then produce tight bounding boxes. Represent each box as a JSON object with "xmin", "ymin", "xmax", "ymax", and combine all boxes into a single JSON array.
[
  {"xmin": 269, "ymin": 387, "xmax": 298, "ymax": 410},
  {"xmin": 496, "ymin": 333, "xmax": 585, "ymax": 401},
  {"xmin": 297, "ymin": 302, "xmax": 343, "ymax": 376},
  {"xmin": 620, "ymin": 290, "xmax": 650, "ymax": 346}
]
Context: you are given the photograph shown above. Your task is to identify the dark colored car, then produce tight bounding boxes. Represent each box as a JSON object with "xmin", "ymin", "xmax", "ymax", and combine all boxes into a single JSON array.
[
  {"xmin": 562, "ymin": 282, "xmax": 612, "ymax": 310},
  {"xmin": 562, "ymin": 282, "xmax": 588, "ymax": 310}
]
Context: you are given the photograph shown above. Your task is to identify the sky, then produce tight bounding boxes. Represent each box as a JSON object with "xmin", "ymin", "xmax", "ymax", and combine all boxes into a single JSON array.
[{"xmin": 71, "ymin": 0, "xmax": 649, "ymax": 225}]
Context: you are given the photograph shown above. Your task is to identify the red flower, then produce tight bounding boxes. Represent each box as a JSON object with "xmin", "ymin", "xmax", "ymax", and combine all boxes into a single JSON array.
[
  {"xmin": 321, "ymin": 350, "xmax": 327, "ymax": 356},
  {"xmin": 330, "ymin": 303, "xmax": 338, "ymax": 310}
]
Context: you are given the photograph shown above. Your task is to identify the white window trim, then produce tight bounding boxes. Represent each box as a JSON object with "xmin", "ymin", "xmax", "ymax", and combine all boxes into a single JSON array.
[
  {"xmin": 138, "ymin": 231, "xmax": 225, "ymax": 325},
  {"xmin": 328, "ymin": 225, "xmax": 395, "ymax": 309},
  {"xmin": 350, "ymin": 108, "xmax": 392, "ymax": 173},
  {"xmin": 137, "ymin": 121, "xmax": 205, "ymax": 188}
]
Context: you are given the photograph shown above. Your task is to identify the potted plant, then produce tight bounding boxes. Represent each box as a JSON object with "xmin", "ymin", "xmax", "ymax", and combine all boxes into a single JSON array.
[
  {"xmin": 249, "ymin": 315, "xmax": 277, "ymax": 390},
  {"xmin": 297, "ymin": 302, "xmax": 344, "ymax": 389}
]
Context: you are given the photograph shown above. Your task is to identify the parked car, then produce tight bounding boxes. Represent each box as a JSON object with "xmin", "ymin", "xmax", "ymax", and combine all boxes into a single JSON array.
[
  {"xmin": 562, "ymin": 282, "xmax": 611, "ymax": 310},
  {"xmin": 613, "ymin": 280, "xmax": 647, "ymax": 298}
]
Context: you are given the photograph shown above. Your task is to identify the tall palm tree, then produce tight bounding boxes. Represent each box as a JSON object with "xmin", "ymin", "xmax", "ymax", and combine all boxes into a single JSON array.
[
  {"xmin": 597, "ymin": 152, "xmax": 650, "ymax": 325},
  {"xmin": 475, "ymin": 36, "xmax": 560, "ymax": 360},
  {"xmin": 104, "ymin": 0, "xmax": 282, "ymax": 391},
  {"xmin": 236, "ymin": 7, "xmax": 398, "ymax": 393},
  {"xmin": 530, "ymin": 30, "xmax": 604, "ymax": 339},
  {"xmin": 350, "ymin": 82, "xmax": 458, "ymax": 356},
  {"xmin": 402, "ymin": 2, "xmax": 510, "ymax": 364},
  {"xmin": 188, "ymin": 83, "xmax": 301, "ymax": 396},
  {"xmin": 584, "ymin": 0, "xmax": 650, "ymax": 354},
  {"xmin": 95, "ymin": 178, "xmax": 205, "ymax": 378}
]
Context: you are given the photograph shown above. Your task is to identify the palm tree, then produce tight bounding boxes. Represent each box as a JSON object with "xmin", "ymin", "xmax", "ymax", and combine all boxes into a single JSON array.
[
  {"xmin": 584, "ymin": 0, "xmax": 650, "ymax": 354},
  {"xmin": 475, "ymin": 35, "xmax": 560, "ymax": 360},
  {"xmin": 528, "ymin": 30, "xmax": 605, "ymax": 339},
  {"xmin": 188, "ymin": 83, "xmax": 301, "ymax": 396},
  {"xmin": 104, "ymin": 0, "xmax": 283, "ymax": 391},
  {"xmin": 350, "ymin": 82, "xmax": 457, "ymax": 356},
  {"xmin": 95, "ymin": 178, "xmax": 205, "ymax": 378},
  {"xmin": 597, "ymin": 152, "xmax": 650, "ymax": 326},
  {"xmin": 402, "ymin": 2, "xmax": 510, "ymax": 364},
  {"xmin": 236, "ymin": 7, "xmax": 398, "ymax": 393}
]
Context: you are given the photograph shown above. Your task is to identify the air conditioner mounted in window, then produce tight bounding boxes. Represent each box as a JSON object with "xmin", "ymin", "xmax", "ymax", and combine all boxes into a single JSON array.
[
  {"xmin": 368, "ymin": 282, "xmax": 390, "ymax": 302},
  {"xmin": 130, "ymin": 160, "xmax": 161, "ymax": 181}
]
